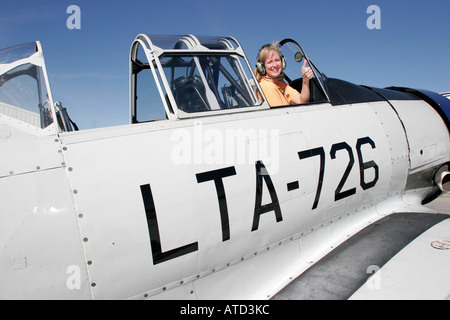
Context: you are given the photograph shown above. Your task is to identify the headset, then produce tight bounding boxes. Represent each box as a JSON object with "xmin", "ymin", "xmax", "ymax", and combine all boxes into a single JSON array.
[{"xmin": 256, "ymin": 44, "xmax": 286, "ymax": 76}]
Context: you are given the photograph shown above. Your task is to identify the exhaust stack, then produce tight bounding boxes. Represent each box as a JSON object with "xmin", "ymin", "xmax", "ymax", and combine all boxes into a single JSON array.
[{"xmin": 435, "ymin": 170, "xmax": 450, "ymax": 192}]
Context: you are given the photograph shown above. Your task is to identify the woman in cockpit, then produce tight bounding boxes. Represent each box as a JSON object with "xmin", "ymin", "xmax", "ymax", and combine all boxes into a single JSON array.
[{"xmin": 255, "ymin": 42, "xmax": 313, "ymax": 107}]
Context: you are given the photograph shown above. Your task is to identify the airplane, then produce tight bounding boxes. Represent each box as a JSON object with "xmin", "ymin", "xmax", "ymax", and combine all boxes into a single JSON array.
[{"xmin": 0, "ymin": 34, "xmax": 449, "ymax": 300}]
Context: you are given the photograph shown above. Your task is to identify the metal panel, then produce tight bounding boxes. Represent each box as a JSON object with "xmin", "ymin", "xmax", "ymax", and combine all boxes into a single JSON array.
[
  {"xmin": 0, "ymin": 168, "xmax": 90, "ymax": 299},
  {"xmin": 59, "ymin": 101, "xmax": 397, "ymax": 299},
  {"xmin": 0, "ymin": 125, "xmax": 64, "ymax": 178},
  {"xmin": 390, "ymin": 100, "xmax": 450, "ymax": 173},
  {"xmin": 368, "ymin": 101, "xmax": 410, "ymax": 195}
]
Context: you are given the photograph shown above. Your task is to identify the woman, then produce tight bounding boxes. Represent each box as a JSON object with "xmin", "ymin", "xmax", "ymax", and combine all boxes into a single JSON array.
[{"xmin": 255, "ymin": 42, "xmax": 314, "ymax": 107}]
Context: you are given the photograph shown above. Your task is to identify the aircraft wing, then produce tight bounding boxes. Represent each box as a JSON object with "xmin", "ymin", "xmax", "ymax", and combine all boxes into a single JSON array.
[
  {"xmin": 273, "ymin": 212, "xmax": 450, "ymax": 300},
  {"xmin": 349, "ymin": 216, "xmax": 450, "ymax": 300}
]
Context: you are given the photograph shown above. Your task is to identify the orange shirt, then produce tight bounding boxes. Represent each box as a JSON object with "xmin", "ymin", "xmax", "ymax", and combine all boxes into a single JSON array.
[{"xmin": 259, "ymin": 76, "xmax": 300, "ymax": 107}]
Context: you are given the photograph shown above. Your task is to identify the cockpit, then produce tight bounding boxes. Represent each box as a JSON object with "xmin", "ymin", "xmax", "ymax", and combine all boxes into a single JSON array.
[
  {"xmin": 0, "ymin": 35, "xmax": 332, "ymax": 133},
  {"xmin": 129, "ymin": 34, "xmax": 267, "ymax": 122},
  {"xmin": 129, "ymin": 35, "xmax": 333, "ymax": 123}
]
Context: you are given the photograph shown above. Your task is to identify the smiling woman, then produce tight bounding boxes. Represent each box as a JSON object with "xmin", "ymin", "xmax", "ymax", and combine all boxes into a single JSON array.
[{"xmin": 254, "ymin": 42, "xmax": 313, "ymax": 107}]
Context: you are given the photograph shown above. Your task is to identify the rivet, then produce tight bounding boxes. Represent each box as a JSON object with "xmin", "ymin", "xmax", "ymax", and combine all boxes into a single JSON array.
[
  {"xmin": 144, "ymin": 294, "xmax": 148, "ymax": 298},
  {"xmin": 190, "ymin": 290, "xmax": 194, "ymax": 294},
  {"xmin": 87, "ymin": 260, "xmax": 92, "ymax": 265},
  {"xmin": 36, "ymin": 166, "xmax": 40, "ymax": 170},
  {"xmin": 9, "ymin": 171, "xmax": 14, "ymax": 175},
  {"xmin": 68, "ymin": 167, "xmax": 73, "ymax": 172},
  {"xmin": 78, "ymin": 213, "xmax": 83, "ymax": 218},
  {"xmin": 83, "ymin": 237, "xmax": 88, "ymax": 242},
  {"xmin": 63, "ymin": 147, "xmax": 67, "ymax": 151},
  {"xmin": 162, "ymin": 287, "xmax": 166, "ymax": 291},
  {"xmin": 73, "ymin": 190, "xmax": 78, "ymax": 194},
  {"xmin": 91, "ymin": 283, "xmax": 96, "ymax": 287}
]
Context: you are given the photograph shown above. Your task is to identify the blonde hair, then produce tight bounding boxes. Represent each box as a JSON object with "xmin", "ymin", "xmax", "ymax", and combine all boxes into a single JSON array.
[{"xmin": 254, "ymin": 41, "xmax": 282, "ymax": 82}]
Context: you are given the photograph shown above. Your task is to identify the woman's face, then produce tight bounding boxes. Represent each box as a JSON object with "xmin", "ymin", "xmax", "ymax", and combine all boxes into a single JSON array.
[{"xmin": 264, "ymin": 50, "xmax": 283, "ymax": 78}]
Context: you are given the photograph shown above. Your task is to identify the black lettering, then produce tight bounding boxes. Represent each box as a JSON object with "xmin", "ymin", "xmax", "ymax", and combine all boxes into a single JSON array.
[
  {"xmin": 330, "ymin": 142, "xmax": 356, "ymax": 201},
  {"xmin": 252, "ymin": 161, "xmax": 282, "ymax": 231},
  {"xmin": 356, "ymin": 137, "xmax": 379, "ymax": 190},
  {"xmin": 298, "ymin": 147, "xmax": 325, "ymax": 210},
  {"xmin": 196, "ymin": 166, "xmax": 236, "ymax": 242},
  {"xmin": 140, "ymin": 184, "xmax": 198, "ymax": 265}
]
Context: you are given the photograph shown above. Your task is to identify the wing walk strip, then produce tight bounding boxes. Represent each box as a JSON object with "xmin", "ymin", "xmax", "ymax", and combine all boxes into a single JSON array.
[{"xmin": 273, "ymin": 212, "xmax": 449, "ymax": 300}]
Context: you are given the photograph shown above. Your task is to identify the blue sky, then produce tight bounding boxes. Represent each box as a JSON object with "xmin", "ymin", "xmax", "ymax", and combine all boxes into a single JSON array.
[{"xmin": 1, "ymin": 0, "xmax": 449, "ymax": 129}]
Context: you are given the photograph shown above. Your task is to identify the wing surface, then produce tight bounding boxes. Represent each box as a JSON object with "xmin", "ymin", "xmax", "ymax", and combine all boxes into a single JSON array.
[{"xmin": 273, "ymin": 212, "xmax": 449, "ymax": 300}]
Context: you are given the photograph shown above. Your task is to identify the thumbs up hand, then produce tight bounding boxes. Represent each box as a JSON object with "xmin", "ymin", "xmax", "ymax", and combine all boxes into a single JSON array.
[{"xmin": 301, "ymin": 59, "xmax": 314, "ymax": 80}]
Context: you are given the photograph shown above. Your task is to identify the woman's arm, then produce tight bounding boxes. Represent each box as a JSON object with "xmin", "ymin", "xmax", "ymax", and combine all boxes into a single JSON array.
[{"xmin": 290, "ymin": 60, "xmax": 314, "ymax": 104}]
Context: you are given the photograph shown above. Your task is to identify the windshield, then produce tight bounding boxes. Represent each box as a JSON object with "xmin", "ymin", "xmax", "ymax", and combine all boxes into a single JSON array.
[
  {"xmin": 0, "ymin": 65, "xmax": 53, "ymax": 129},
  {"xmin": 279, "ymin": 39, "xmax": 329, "ymax": 103},
  {"xmin": 131, "ymin": 34, "xmax": 267, "ymax": 123},
  {"xmin": 161, "ymin": 54, "xmax": 261, "ymax": 113},
  {"xmin": 0, "ymin": 42, "xmax": 54, "ymax": 129},
  {"xmin": 0, "ymin": 42, "xmax": 37, "ymax": 64}
]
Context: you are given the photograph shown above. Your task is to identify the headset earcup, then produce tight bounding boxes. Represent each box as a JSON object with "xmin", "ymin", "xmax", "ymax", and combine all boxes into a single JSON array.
[
  {"xmin": 257, "ymin": 55, "xmax": 285, "ymax": 75},
  {"xmin": 256, "ymin": 61, "xmax": 266, "ymax": 75}
]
